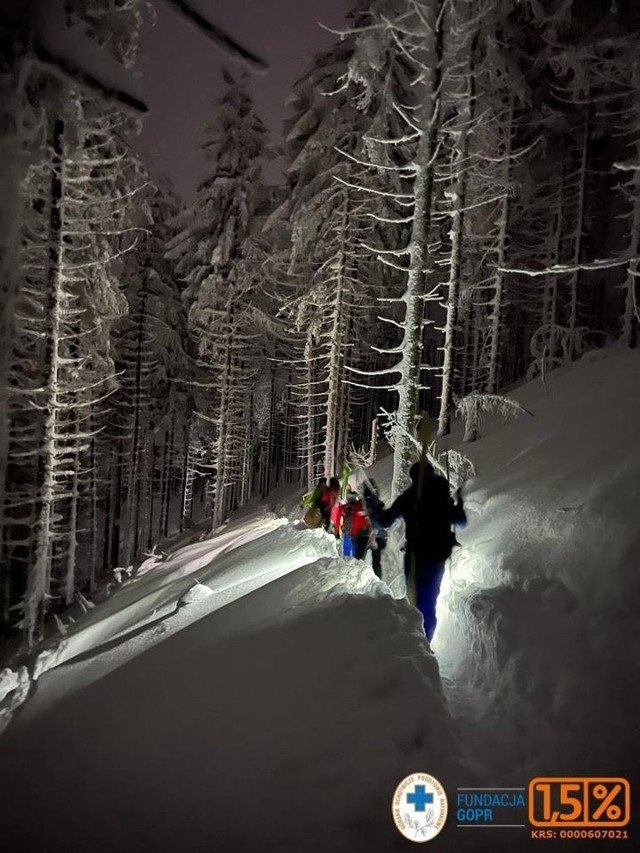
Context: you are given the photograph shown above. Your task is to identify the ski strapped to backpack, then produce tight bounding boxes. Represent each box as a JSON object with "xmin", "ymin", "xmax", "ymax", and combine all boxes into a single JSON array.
[{"xmin": 339, "ymin": 459, "xmax": 351, "ymax": 501}]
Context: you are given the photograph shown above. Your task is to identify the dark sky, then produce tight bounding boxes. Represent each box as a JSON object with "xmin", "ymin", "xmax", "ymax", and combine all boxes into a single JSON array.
[{"xmin": 136, "ymin": 0, "xmax": 352, "ymax": 199}]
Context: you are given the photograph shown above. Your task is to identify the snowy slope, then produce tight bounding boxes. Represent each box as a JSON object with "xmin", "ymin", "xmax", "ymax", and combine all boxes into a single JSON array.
[
  {"xmin": 432, "ymin": 347, "xmax": 640, "ymax": 788},
  {"xmin": 28, "ymin": 515, "xmax": 334, "ymax": 701},
  {"xmin": 0, "ymin": 546, "xmax": 470, "ymax": 853},
  {"xmin": 0, "ymin": 481, "xmax": 471, "ymax": 852},
  {"xmin": 0, "ymin": 347, "xmax": 638, "ymax": 852}
]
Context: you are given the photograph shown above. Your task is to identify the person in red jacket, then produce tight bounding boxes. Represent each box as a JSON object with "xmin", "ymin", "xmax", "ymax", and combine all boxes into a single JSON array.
[
  {"xmin": 330, "ymin": 498, "xmax": 342, "ymax": 538},
  {"xmin": 319, "ymin": 477, "xmax": 340, "ymax": 531},
  {"xmin": 341, "ymin": 491, "xmax": 371, "ymax": 558}
]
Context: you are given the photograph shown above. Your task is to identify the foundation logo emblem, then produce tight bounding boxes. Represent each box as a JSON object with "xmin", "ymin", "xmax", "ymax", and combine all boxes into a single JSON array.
[{"xmin": 392, "ymin": 772, "xmax": 448, "ymax": 843}]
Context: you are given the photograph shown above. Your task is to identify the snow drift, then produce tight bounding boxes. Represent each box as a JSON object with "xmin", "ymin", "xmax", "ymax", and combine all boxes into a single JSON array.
[
  {"xmin": 434, "ymin": 347, "xmax": 640, "ymax": 791},
  {"xmin": 0, "ymin": 555, "xmax": 468, "ymax": 853}
]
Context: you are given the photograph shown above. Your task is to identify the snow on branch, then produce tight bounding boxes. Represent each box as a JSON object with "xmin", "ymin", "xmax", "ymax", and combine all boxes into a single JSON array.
[
  {"xmin": 376, "ymin": 256, "xmax": 410, "ymax": 272},
  {"xmin": 500, "ymin": 256, "xmax": 639, "ymax": 276},
  {"xmin": 363, "ymin": 130, "xmax": 421, "ymax": 146},
  {"xmin": 431, "ymin": 448, "xmax": 476, "ymax": 488},
  {"xmin": 317, "ymin": 20, "xmax": 388, "ymax": 38},
  {"xmin": 345, "ymin": 363, "xmax": 401, "ymax": 378},
  {"xmin": 335, "ymin": 147, "xmax": 417, "ymax": 174},
  {"xmin": 365, "ymin": 212, "xmax": 415, "ymax": 224},
  {"xmin": 349, "ymin": 418, "xmax": 378, "ymax": 469},
  {"xmin": 379, "ymin": 407, "xmax": 406, "ymax": 452},
  {"xmin": 474, "ymin": 134, "xmax": 543, "ymax": 164},
  {"xmin": 613, "ymin": 161, "xmax": 640, "ymax": 172},
  {"xmin": 333, "ymin": 175, "xmax": 415, "ymax": 200},
  {"xmin": 378, "ymin": 407, "xmax": 472, "ymax": 485},
  {"xmin": 457, "ymin": 193, "xmax": 509, "ymax": 214},
  {"xmin": 456, "ymin": 393, "xmax": 533, "ymax": 443}
]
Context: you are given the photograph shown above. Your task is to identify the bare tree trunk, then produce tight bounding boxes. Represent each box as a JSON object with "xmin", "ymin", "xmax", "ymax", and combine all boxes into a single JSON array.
[
  {"xmin": 63, "ymin": 418, "xmax": 81, "ymax": 605},
  {"xmin": 487, "ymin": 97, "xmax": 514, "ymax": 395},
  {"xmin": 621, "ymin": 64, "xmax": 640, "ymax": 348},
  {"xmin": 567, "ymin": 97, "xmax": 590, "ymax": 360},
  {"xmin": 146, "ymin": 437, "xmax": 157, "ymax": 552},
  {"xmin": 303, "ymin": 329, "xmax": 316, "ymax": 491},
  {"xmin": 324, "ymin": 191, "xmax": 350, "ymax": 478},
  {"xmin": 212, "ymin": 319, "xmax": 232, "ymax": 530},
  {"xmin": 239, "ymin": 392, "xmax": 252, "ymax": 506},
  {"xmin": 391, "ymin": 6, "xmax": 443, "ymax": 499},
  {"xmin": 160, "ymin": 417, "xmax": 172, "ymax": 539},
  {"xmin": 88, "ymin": 431, "xmax": 99, "ymax": 592},
  {"xmin": 437, "ymin": 14, "xmax": 478, "ymax": 436},
  {"xmin": 27, "ymin": 118, "xmax": 65, "ymax": 647},
  {"xmin": 0, "ymin": 50, "xmax": 25, "ymax": 513},
  {"xmin": 110, "ymin": 436, "xmax": 124, "ymax": 568},
  {"xmin": 260, "ymin": 368, "xmax": 275, "ymax": 498},
  {"xmin": 545, "ymin": 174, "xmax": 563, "ymax": 328},
  {"xmin": 122, "ymin": 272, "xmax": 149, "ymax": 566},
  {"xmin": 63, "ymin": 311, "xmax": 83, "ymax": 604},
  {"xmin": 181, "ymin": 420, "xmax": 195, "ymax": 530},
  {"xmin": 621, "ymin": 178, "xmax": 640, "ymax": 348},
  {"xmin": 438, "ymin": 115, "xmax": 473, "ymax": 431}
]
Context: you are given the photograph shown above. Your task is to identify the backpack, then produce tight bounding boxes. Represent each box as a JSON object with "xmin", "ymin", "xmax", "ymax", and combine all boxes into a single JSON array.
[
  {"xmin": 408, "ymin": 475, "xmax": 458, "ymax": 563},
  {"xmin": 303, "ymin": 505, "xmax": 324, "ymax": 529},
  {"xmin": 342, "ymin": 500, "xmax": 368, "ymax": 537}
]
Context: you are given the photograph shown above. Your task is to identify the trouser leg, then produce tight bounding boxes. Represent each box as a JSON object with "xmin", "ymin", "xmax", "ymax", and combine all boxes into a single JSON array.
[
  {"xmin": 404, "ymin": 551, "xmax": 416, "ymax": 605},
  {"xmin": 403, "ymin": 551, "xmax": 411, "ymax": 580},
  {"xmin": 371, "ymin": 538, "xmax": 385, "ymax": 579},
  {"xmin": 342, "ymin": 533, "xmax": 355, "ymax": 557},
  {"xmin": 415, "ymin": 563, "xmax": 446, "ymax": 641},
  {"xmin": 354, "ymin": 534, "xmax": 369, "ymax": 560}
]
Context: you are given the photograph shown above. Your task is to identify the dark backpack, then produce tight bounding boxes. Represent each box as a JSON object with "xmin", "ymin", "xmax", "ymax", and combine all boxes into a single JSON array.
[{"xmin": 406, "ymin": 476, "xmax": 458, "ymax": 563}]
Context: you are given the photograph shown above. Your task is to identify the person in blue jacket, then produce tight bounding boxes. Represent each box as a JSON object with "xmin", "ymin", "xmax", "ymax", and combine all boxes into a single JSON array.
[{"xmin": 379, "ymin": 461, "xmax": 466, "ymax": 641}]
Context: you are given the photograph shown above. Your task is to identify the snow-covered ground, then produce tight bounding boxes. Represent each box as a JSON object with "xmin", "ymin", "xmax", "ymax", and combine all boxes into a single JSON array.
[
  {"xmin": 0, "ymin": 523, "xmax": 468, "ymax": 852},
  {"xmin": 435, "ymin": 347, "xmax": 640, "ymax": 792},
  {"xmin": 0, "ymin": 346, "xmax": 639, "ymax": 851}
]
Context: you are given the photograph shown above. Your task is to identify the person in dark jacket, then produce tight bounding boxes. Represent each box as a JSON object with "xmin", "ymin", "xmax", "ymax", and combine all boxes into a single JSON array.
[
  {"xmin": 380, "ymin": 461, "xmax": 466, "ymax": 641},
  {"xmin": 361, "ymin": 480, "xmax": 387, "ymax": 580}
]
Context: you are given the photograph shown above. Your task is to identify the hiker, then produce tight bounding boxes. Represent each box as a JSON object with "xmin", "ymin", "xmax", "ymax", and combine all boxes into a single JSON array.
[
  {"xmin": 361, "ymin": 479, "xmax": 387, "ymax": 580},
  {"xmin": 340, "ymin": 490, "xmax": 371, "ymax": 559},
  {"xmin": 300, "ymin": 478, "xmax": 328, "ymax": 528},
  {"xmin": 319, "ymin": 476, "xmax": 340, "ymax": 531},
  {"xmin": 379, "ymin": 461, "xmax": 466, "ymax": 641},
  {"xmin": 330, "ymin": 496, "xmax": 342, "ymax": 539}
]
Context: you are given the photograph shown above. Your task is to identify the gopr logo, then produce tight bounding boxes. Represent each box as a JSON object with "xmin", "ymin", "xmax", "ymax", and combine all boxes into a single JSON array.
[{"xmin": 392, "ymin": 773, "xmax": 448, "ymax": 843}]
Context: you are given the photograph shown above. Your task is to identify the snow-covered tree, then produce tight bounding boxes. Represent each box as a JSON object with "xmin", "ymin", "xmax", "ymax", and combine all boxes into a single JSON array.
[
  {"xmin": 0, "ymin": 0, "xmax": 267, "ymax": 541},
  {"xmin": 168, "ymin": 70, "xmax": 269, "ymax": 530},
  {"xmin": 113, "ymin": 182, "xmax": 192, "ymax": 569},
  {"xmin": 1, "ymin": 0, "xmax": 144, "ymax": 645},
  {"xmin": 284, "ymin": 58, "xmax": 374, "ymax": 479},
  {"xmin": 614, "ymin": 54, "xmax": 640, "ymax": 347},
  {"xmin": 327, "ymin": 0, "xmax": 448, "ymax": 497},
  {"xmin": 274, "ymin": 1, "xmax": 414, "ymax": 488}
]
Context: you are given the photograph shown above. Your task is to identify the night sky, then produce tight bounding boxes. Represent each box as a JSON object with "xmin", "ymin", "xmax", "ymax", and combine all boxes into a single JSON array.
[{"xmin": 137, "ymin": 0, "xmax": 352, "ymax": 198}]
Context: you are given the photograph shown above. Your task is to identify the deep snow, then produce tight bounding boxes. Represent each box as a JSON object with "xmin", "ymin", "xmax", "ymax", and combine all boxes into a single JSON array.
[
  {"xmin": 435, "ymin": 347, "xmax": 640, "ymax": 791},
  {"xmin": 0, "ymin": 346, "xmax": 639, "ymax": 852},
  {"xmin": 0, "ymin": 552, "xmax": 469, "ymax": 852}
]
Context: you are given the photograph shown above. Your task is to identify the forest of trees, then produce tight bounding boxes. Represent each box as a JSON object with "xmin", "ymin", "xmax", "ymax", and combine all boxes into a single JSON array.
[{"xmin": 1, "ymin": 0, "xmax": 639, "ymax": 648}]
